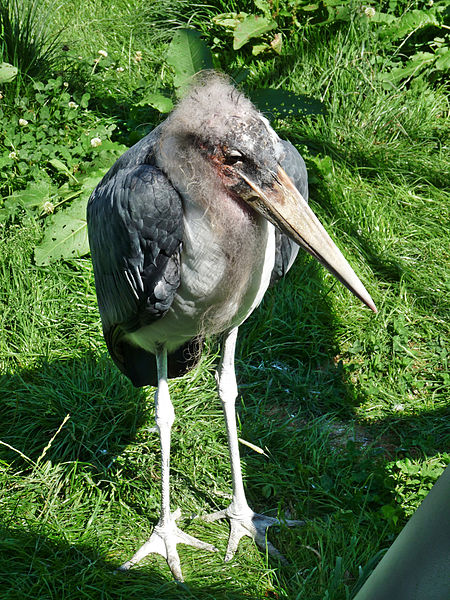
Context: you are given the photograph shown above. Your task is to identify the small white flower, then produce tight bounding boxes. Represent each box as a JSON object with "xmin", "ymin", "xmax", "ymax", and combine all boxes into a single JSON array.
[
  {"xmin": 19, "ymin": 118, "xmax": 29, "ymax": 127},
  {"xmin": 9, "ymin": 151, "xmax": 18, "ymax": 159},
  {"xmin": 116, "ymin": 66, "xmax": 124, "ymax": 72},
  {"xmin": 68, "ymin": 101, "xmax": 79, "ymax": 109},
  {"xmin": 364, "ymin": 6, "xmax": 376, "ymax": 18},
  {"xmin": 98, "ymin": 50, "xmax": 108, "ymax": 58},
  {"xmin": 0, "ymin": 92, "xmax": 3, "ymax": 100},
  {"xmin": 90, "ymin": 137, "xmax": 102, "ymax": 147},
  {"xmin": 63, "ymin": 81, "xmax": 69, "ymax": 87},
  {"xmin": 393, "ymin": 403, "xmax": 404, "ymax": 412},
  {"xmin": 42, "ymin": 201, "xmax": 55, "ymax": 214}
]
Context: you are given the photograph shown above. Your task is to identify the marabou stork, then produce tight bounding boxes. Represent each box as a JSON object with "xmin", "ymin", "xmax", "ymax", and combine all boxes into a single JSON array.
[{"xmin": 87, "ymin": 73, "xmax": 376, "ymax": 581}]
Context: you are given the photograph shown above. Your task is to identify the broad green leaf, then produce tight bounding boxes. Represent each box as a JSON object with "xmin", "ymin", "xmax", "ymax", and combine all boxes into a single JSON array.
[
  {"xmin": 79, "ymin": 171, "xmax": 107, "ymax": 194},
  {"xmin": 167, "ymin": 29, "xmax": 214, "ymax": 95},
  {"xmin": 80, "ymin": 93, "xmax": 90, "ymax": 108},
  {"xmin": 250, "ymin": 88, "xmax": 325, "ymax": 118},
  {"xmin": 379, "ymin": 52, "xmax": 435, "ymax": 85},
  {"xmin": 12, "ymin": 180, "xmax": 55, "ymax": 212},
  {"xmin": 49, "ymin": 158, "xmax": 68, "ymax": 172},
  {"xmin": 369, "ymin": 11, "xmax": 396, "ymax": 25},
  {"xmin": 137, "ymin": 93, "xmax": 173, "ymax": 113},
  {"xmin": 0, "ymin": 180, "xmax": 53, "ymax": 221},
  {"xmin": 0, "ymin": 62, "xmax": 18, "ymax": 83},
  {"xmin": 34, "ymin": 196, "xmax": 90, "ymax": 265},
  {"xmin": 324, "ymin": 3, "xmax": 351, "ymax": 24},
  {"xmin": 301, "ymin": 3, "xmax": 320, "ymax": 11},
  {"xmin": 233, "ymin": 15, "xmax": 277, "ymax": 50},
  {"xmin": 378, "ymin": 9, "xmax": 440, "ymax": 41}
]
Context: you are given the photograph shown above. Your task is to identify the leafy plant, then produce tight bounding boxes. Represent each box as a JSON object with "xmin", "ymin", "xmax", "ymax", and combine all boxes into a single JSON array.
[
  {"xmin": 31, "ymin": 140, "xmax": 128, "ymax": 265},
  {"xmin": 166, "ymin": 28, "xmax": 325, "ymax": 113},
  {"xmin": 212, "ymin": 10, "xmax": 278, "ymax": 54},
  {"xmin": 384, "ymin": 456, "xmax": 449, "ymax": 518},
  {"xmin": 34, "ymin": 195, "xmax": 90, "ymax": 265},
  {"xmin": 367, "ymin": 2, "xmax": 450, "ymax": 87},
  {"xmin": 0, "ymin": 77, "xmax": 126, "ymax": 262},
  {"xmin": 0, "ymin": 78, "xmax": 116, "ymax": 195}
]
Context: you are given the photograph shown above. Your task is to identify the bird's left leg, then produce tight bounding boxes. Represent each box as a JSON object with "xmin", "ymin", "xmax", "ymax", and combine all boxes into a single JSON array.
[
  {"xmin": 204, "ymin": 327, "xmax": 303, "ymax": 562},
  {"xmin": 119, "ymin": 347, "xmax": 217, "ymax": 581}
]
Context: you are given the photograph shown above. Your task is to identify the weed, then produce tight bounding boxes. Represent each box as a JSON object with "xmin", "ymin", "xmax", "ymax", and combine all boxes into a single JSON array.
[{"xmin": 0, "ymin": 0, "xmax": 63, "ymax": 81}]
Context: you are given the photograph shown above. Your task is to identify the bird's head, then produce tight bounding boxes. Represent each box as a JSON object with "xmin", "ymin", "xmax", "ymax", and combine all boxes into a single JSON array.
[{"xmin": 157, "ymin": 73, "xmax": 376, "ymax": 312}]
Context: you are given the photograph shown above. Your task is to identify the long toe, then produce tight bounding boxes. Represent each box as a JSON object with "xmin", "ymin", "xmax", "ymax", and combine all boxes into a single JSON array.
[
  {"xmin": 165, "ymin": 536, "xmax": 184, "ymax": 582},
  {"xmin": 224, "ymin": 518, "xmax": 249, "ymax": 561}
]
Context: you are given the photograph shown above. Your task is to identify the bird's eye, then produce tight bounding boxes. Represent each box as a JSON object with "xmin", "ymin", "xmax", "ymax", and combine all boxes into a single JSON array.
[{"xmin": 224, "ymin": 150, "xmax": 243, "ymax": 166}]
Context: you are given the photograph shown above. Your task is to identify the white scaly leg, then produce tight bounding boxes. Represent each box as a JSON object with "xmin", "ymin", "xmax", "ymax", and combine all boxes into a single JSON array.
[
  {"xmin": 204, "ymin": 327, "xmax": 304, "ymax": 562},
  {"xmin": 119, "ymin": 347, "xmax": 217, "ymax": 581}
]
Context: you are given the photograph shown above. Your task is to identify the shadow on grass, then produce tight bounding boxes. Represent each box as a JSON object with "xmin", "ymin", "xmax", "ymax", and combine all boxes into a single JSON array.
[
  {"xmin": 0, "ymin": 352, "xmax": 149, "ymax": 468},
  {"xmin": 0, "ymin": 527, "xmax": 250, "ymax": 600},
  {"xmin": 238, "ymin": 243, "xmax": 448, "ymax": 437}
]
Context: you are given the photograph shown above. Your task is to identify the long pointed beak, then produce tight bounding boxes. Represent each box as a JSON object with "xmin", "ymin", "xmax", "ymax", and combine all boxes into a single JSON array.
[{"xmin": 240, "ymin": 166, "xmax": 377, "ymax": 312}]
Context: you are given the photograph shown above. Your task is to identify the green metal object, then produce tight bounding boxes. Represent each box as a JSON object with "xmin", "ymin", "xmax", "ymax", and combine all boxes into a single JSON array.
[{"xmin": 354, "ymin": 464, "xmax": 450, "ymax": 600}]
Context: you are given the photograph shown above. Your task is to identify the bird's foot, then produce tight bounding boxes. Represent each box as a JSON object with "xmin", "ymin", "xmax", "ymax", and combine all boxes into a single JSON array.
[
  {"xmin": 118, "ymin": 508, "xmax": 218, "ymax": 581},
  {"xmin": 203, "ymin": 506, "xmax": 304, "ymax": 563}
]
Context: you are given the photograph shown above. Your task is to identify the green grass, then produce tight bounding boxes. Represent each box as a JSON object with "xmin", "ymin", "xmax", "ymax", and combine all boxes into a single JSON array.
[{"xmin": 1, "ymin": 2, "xmax": 449, "ymax": 599}]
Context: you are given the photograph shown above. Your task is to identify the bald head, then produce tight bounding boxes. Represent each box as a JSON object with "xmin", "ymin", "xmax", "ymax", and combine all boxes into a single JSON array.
[{"xmin": 156, "ymin": 73, "xmax": 283, "ymax": 197}]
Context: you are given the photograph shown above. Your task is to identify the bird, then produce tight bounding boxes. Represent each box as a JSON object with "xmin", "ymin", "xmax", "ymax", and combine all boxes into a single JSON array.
[{"xmin": 87, "ymin": 72, "xmax": 376, "ymax": 581}]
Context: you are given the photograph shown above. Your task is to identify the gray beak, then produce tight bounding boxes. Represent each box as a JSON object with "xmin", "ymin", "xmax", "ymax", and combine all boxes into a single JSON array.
[{"xmin": 240, "ymin": 165, "xmax": 377, "ymax": 312}]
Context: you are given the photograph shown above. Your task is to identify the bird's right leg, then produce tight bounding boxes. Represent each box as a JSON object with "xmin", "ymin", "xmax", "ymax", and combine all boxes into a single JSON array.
[{"xmin": 118, "ymin": 347, "xmax": 217, "ymax": 581}]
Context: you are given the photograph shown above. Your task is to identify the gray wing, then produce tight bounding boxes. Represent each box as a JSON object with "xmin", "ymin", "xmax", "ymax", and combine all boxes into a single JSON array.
[
  {"xmin": 270, "ymin": 139, "xmax": 308, "ymax": 285},
  {"xmin": 87, "ymin": 139, "xmax": 183, "ymax": 383}
]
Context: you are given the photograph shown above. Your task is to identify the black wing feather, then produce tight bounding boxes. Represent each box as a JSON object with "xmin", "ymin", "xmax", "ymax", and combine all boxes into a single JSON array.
[
  {"xmin": 270, "ymin": 139, "xmax": 308, "ymax": 285},
  {"xmin": 87, "ymin": 150, "xmax": 184, "ymax": 383}
]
